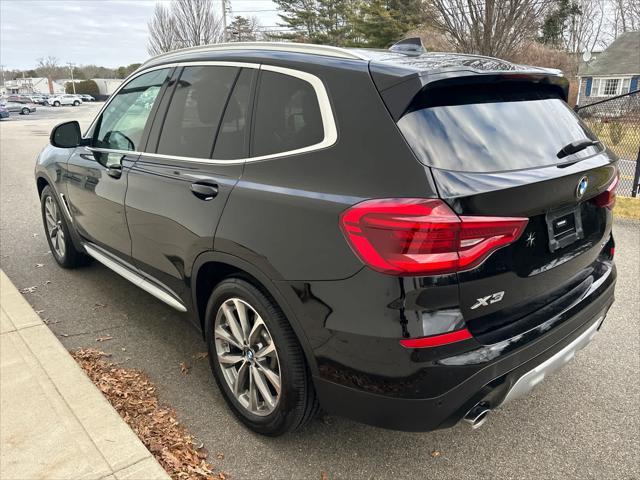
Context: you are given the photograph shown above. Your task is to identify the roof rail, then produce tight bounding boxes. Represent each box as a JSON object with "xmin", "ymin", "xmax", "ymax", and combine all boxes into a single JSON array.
[{"xmin": 143, "ymin": 42, "xmax": 369, "ymax": 67}]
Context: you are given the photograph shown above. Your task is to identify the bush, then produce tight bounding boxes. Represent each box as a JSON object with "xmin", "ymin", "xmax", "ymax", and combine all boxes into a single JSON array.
[
  {"xmin": 65, "ymin": 79, "xmax": 99, "ymax": 97},
  {"xmin": 608, "ymin": 122, "xmax": 625, "ymax": 145}
]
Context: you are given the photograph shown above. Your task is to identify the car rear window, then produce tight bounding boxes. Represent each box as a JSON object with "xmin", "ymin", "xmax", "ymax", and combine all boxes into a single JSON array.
[{"xmin": 397, "ymin": 84, "xmax": 600, "ymax": 173}]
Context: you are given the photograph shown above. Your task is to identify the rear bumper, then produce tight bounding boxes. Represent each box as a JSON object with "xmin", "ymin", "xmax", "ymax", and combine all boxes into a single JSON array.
[{"xmin": 314, "ymin": 274, "xmax": 615, "ymax": 431}]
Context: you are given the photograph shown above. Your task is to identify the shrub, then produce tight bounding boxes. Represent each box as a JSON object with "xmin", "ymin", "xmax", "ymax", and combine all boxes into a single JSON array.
[
  {"xmin": 608, "ymin": 122, "xmax": 625, "ymax": 145},
  {"xmin": 65, "ymin": 79, "xmax": 100, "ymax": 97}
]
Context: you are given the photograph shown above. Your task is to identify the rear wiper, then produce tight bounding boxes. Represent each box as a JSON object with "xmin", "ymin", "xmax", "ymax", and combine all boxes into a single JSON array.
[{"xmin": 557, "ymin": 139, "xmax": 601, "ymax": 159}]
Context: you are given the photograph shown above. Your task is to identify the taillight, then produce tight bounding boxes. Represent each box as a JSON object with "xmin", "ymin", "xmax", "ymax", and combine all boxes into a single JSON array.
[
  {"xmin": 590, "ymin": 174, "xmax": 619, "ymax": 209},
  {"xmin": 339, "ymin": 198, "xmax": 528, "ymax": 276},
  {"xmin": 399, "ymin": 328, "xmax": 473, "ymax": 348}
]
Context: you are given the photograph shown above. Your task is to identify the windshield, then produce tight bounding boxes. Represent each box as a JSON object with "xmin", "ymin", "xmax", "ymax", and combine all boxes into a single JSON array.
[{"xmin": 397, "ymin": 84, "xmax": 600, "ymax": 173}]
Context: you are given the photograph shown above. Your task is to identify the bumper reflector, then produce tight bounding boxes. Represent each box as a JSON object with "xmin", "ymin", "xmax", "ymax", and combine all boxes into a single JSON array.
[{"xmin": 400, "ymin": 328, "xmax": 473, "ymax": 348}]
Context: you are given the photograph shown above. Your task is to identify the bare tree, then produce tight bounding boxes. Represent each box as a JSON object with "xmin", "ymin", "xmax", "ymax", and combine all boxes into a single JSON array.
[
  {"xmin": 426, "ymin": 0, "xmax": 553, "ymax": 58},
  {"xmin": 563, "ymin": 0, "xmax": 606, "ymax": 54},
  {"xmin": 147, "ymin": 3, "xmax": 177, "ymax": 55},
  {"xmin": 147, "ymin": 0, "xmax": 223, "ymax": 56},
  {"xmin": 36, "ymin": 56, "xmax": 63, "ymax": 80}
]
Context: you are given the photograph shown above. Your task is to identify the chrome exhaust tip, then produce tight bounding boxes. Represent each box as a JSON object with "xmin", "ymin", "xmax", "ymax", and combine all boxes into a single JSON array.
[{"xmin": 463, "ymin": 404, "xmax": 491, "ymax": 429}]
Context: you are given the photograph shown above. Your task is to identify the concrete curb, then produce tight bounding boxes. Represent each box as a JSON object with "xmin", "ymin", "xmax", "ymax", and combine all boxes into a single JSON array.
[{"xmin": 0, "ymin": 270, "xmax": 170, "ymax": 480}]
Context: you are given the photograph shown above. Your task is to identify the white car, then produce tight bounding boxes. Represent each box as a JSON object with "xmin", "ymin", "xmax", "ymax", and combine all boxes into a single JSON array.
[{"xmin": 47, "ymin": 94, "xmax": 83, "ymax": 107}]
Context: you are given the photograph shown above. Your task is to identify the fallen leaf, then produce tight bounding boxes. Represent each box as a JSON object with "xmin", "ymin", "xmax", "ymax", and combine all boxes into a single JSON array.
[
  {"xmin": 96, "ymin": 335, "xmax": 113, "ymax": 342},
  {"xmin": 60, "ymin": 333, "xmax": 69, "ymax": 337},
  {"xmin": 180, "ymin": 362, "xmax": 191, "ymax": 374},
  {"xmin": 216, "ymin": 452, "xmax": 224, "ymax": 460},
  {"xmin": 321, "ymin": 472, "xmax": 329, "ymax": 480},
  {"xmin": 35, "ymin": 310, "xmax": 45, "ymax": 314},
  {"xmin": 32, "ymin": 233, "xmax": 38, "ymax": 237},
  {"xmin": 430, "ymin": 450, "xmax": 441, "ymax": 458},
  {"xmin": 20, "ymin": 286, "xmax": 38, "ymax": 294},
  {"xmin": 35, "ymin": 263, "xmax": 44, "ymax": 268},
  {"xmin": 193, "ymin": 352, "xmax": 208, "ymax": 360},
  {"xmin": 43, "ymin": 280, "xmax": 51, "ymax": 285},
  {"xmin": 94, "ymin": 302, "xmax": 107, "ymax": 308}
]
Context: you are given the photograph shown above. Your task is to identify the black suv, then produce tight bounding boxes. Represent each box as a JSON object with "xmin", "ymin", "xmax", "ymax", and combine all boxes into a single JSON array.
[{"xmin": 35, "ymin": 41, "xmax": 617, "ymax": 436}]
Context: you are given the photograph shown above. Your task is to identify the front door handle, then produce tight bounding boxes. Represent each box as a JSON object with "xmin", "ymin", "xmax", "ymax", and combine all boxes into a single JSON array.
[
  {"xmin": 190, "ymin": 182, "xmax": 218, "ymax": 201},
  {"xmin": 107, "ymin": 164, "xmax": 122, "ymax": 179}
]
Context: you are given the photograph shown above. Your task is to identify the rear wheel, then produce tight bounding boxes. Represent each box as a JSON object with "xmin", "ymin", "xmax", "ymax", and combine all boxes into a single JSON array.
[
  {"xmin": 21, "ymin": 107, "xmax": 30, "ymax": 115},
  {"xmin": 205, "ymin": 278, "xmax": 318, "ymax": 436},
  {"xmin": 73, "ymin": 100, "xmax": 80, "ymax": 106},
  {"xmin": 54, "ymin": 101, "xmax": 60, "ymax": 107},
  {"xmin": 40, "ymin": 186, "xmax": 86, "ymax": 268}
]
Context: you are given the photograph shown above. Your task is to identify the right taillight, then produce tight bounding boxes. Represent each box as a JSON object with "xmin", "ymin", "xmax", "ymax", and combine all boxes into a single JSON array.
[
  {"xmin": 590, "ymin": 174, "xmax": 619, "ymax": 209},
  {"xmin": 339, "ymin": 198, "xmax": 528, "ymax": 276}
]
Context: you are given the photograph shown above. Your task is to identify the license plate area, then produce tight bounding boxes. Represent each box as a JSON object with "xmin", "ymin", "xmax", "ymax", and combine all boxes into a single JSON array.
[{"xmin": 545, "ymin": 205, "xmax": 584, "ymax": 252}]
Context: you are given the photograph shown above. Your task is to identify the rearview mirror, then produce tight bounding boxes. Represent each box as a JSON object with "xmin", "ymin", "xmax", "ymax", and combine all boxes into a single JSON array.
[{"xmin": 50, "ymin": 121, "xmax": 82, "ymax": 148}]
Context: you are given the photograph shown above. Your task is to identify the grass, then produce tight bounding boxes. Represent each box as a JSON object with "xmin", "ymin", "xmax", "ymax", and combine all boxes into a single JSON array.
[
  {"xmin": 615, "ymin": 196, "xmax": 640, "ymax": 220},
  {"xmin": 584, "ymin": 120, "xmax": 639, "ymax": 160}
]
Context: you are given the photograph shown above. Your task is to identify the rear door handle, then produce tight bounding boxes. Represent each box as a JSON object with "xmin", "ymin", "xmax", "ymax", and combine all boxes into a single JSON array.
[{"xmin": 190, "ymin": 182, "xmax": 218, "ymax": 201}]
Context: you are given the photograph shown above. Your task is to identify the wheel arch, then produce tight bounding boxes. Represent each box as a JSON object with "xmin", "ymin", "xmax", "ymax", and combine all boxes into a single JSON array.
[{"xmin": 191, "ymin": 251, "xmax": 318, "ymax": 375}]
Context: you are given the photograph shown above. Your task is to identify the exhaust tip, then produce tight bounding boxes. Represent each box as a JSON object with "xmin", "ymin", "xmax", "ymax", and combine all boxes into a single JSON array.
[{"xmin": 463, "ymin": 404, "xmax": 491, "ymax": 429}]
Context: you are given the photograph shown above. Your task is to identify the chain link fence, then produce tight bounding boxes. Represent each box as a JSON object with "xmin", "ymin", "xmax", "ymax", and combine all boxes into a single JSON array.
[{"xmin": 576, "ymin": 90, "xmax": 640, "ymax": 197}]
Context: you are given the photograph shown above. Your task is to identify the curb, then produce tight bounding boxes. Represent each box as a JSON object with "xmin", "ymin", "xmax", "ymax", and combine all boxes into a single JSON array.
[{"xmin": 0, "ymin": 270, "xmax": 170, "ymax": 480}]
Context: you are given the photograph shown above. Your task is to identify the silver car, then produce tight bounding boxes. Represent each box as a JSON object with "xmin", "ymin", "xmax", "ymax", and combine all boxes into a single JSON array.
[{"xmin": 2, "ymin": 101, "xmax": 37, "ymax": 115}]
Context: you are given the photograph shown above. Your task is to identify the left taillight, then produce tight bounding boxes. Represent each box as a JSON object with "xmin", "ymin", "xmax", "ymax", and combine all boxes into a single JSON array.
[
  {"xmin": 339, "ymin": 198, "xmax": 528, "ymax": 276},
  {"xmin": 590, "ymin": 174, "xmax": 619, "ymax": 209}
]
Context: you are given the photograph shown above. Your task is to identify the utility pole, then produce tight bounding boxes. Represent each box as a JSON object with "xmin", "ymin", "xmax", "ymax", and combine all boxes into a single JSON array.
[
  {"xmin": 0, "ymin": 65, "xmax": 5, "ymax": 87},
  {"xmin": 67, "ymin": 62, "xmax": 76, "ymax": 94},
  {"xmin": 221, "ymin": 0, "xmax": 228, "ymax": 42}
]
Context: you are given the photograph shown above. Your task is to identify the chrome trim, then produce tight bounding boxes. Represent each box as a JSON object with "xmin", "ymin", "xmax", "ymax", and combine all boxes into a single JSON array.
[
  {"xmin": 501, "ymin": 316, "xmax": 603, "ymax": 405},
  {"xmin": 143, "ymin": 42, "xmax": 369, "ymax": 66},
  {"xmin": 86, "ymin": 146, "xmax": 142, "ymax": 156},
  {"xmin": 83, "ymin": 244, "xmax": 187, "ymax": 312}
]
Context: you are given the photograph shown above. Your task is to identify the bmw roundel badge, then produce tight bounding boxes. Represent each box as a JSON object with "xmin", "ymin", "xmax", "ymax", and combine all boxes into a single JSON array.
[{"xmin": 576, "ymin": 176, "xmax": 589, "ymax": 199}]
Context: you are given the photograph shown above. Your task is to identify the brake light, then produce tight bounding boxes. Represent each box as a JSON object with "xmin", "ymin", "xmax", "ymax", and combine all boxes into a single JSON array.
[
  {"xmin": 339, "ymin": 198, "xmax": 528, "ymax": 276},
  {"xmin": 590, "ymin": 174, "xmax": 619, "ymax": 209}
]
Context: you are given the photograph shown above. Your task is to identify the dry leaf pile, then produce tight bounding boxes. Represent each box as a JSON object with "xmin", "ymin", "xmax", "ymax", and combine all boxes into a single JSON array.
[{"xmin": 71, "ymin": 348, "xmax": 226, "ymax": 480}]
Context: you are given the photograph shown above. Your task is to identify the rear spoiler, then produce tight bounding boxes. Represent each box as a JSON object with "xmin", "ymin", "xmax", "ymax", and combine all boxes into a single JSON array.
[{"xmin": 370, "ymin": 65, "xmax": 570, "ymax": 121}]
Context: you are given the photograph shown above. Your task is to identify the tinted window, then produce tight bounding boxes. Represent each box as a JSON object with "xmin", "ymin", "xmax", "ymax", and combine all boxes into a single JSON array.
[
  {"xmin": 253, "ymin": 71, "xmax": 323, "ymax": 157},
  {"xmin": 212, "ymin": 69, "xmax": 254, "ymax": 160},
  {"xmin": 94, "ymin": 69, "xmax": 168, "ymax": 151},
  {"xmin": 156, "ymin": 66, "xmax": 238, "ymax": 158},
  {"xmin": 398, "ymin": 84, "xmax": 599, "ymax": 173}
]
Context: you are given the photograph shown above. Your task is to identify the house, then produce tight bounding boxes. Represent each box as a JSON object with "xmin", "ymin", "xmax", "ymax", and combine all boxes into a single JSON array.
[
  {"xmin": 577, "ymin": 31, "xmax": 640, "ymax": 106},
  {"xmin": 3, "ymin": 77, "xmax": 64, "ymax": 95}
]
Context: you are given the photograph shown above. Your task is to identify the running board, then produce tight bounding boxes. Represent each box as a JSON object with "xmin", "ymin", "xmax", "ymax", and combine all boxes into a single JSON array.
[{"xmin": 83, "ymin": 244, "xmax": 187, "ymax": 312}]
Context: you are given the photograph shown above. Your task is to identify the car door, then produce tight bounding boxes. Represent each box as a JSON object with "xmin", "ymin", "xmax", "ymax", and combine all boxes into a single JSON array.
[
  {"xmin": 65, "ymin": 67, "xmax": 172, "ymax": 261},
  {"xmin": 125, "ymin": 64, "xmax": 256, "ymax": 298}
]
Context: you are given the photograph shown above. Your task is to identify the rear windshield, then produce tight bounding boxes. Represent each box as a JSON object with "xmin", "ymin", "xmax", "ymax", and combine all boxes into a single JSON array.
[{"xmin": 397, "ymin": 84, "xmax": 600, "ymax": 173}]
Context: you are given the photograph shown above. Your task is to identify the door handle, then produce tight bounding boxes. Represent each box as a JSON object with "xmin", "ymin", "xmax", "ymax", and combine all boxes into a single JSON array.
[
  {"xmin": 190, "ymin": 182, "xmax": 218, "ymax": 201},
  {"xmin": 107, "ymin": 164, "xmax": 122, "ymax": 179}
]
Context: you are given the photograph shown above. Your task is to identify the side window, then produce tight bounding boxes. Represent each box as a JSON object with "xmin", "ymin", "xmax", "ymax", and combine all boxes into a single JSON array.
[
  {"xmin": 212, "ymin": 69, "xmax": 254, "ymax": 160},
  {"xmin": 252, "ymin": 70, "xmax": 324, "ymax": 157},
  {"xmin": 156, "ymin": 66, "xmax": 239, "ymax": 159},
  {"xmin": 94, "ymin": 69, "xmax": 168, "ymax": 151}
]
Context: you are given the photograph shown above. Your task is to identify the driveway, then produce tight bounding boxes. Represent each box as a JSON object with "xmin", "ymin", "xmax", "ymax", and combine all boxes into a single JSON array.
[{"xmin": 1, "ymin": 106, "xmax": 638, "ymax": 480}]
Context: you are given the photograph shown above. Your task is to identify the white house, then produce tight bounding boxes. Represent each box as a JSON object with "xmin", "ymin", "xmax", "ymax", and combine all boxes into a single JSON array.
[{"xmin": 3, "ymin": 77, "xmax": 64, "ymax": 95}]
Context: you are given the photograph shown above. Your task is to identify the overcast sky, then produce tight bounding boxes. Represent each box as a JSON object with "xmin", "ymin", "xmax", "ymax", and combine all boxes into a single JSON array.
[{"xmin": 0, "ymin": 0, "xmax": 281, "ymax": 70}]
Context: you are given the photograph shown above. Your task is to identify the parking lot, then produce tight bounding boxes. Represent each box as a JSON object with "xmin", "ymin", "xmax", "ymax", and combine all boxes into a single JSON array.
[{"xmin": 0, "ymin": 106, "xmax": 638, "ymax": 479}]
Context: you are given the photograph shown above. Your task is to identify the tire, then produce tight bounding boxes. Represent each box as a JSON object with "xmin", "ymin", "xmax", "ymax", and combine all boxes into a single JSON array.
[
  {"xmin": 40, "ymin": 186, "xmax": 86, "ymax": 268},
  {"xmin": 205, "ymin": 278, "xmax": 318, "ymax": 436},
  {"xmin": 54, "ymin": 101, "xmax": 60, "ymax": 107},
  {"xmin": 73, "ymin": 101, "xmax": 80, "ymax": 106},
  {"xmin": 21, "ymin": 108, "xmax": 30, "ymax": 115}
]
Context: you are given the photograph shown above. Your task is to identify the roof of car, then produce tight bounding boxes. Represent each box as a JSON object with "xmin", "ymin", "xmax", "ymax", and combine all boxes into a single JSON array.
[{"xmin": 141, "ymin": 41, "xmax": 556, "ymax": 76}]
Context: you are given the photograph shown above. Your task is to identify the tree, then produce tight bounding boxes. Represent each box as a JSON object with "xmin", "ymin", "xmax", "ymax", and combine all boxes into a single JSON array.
[
  {"xmin": 65, "ymin": 80, "xmax": 99, "ymax": 97},
  {"xmin": 351, "ymin": 0, "xmax": 428, "ymax": 48},
  {"xmin": 541, "ymin": 0, "xmax": 582, "ymax": 47},
  {"xmin": 425, "ymin": 0, "xmax": 552, "ymax": 58},
  {"xmin": 36, "ymin": 56, "xmax": 63, "ymax": 80},
  {"xmin": 227, "ymin": 15, "xmax": 261, "ymax": 41},
  {"xmin": 273, "ymin": 0, "xmax": 355, "ymax": 45},
  {"xmin": 147, "ymin": 0, "xmax": 224, "ymax": 56},
  {"xmin": 116, "ymin": 63, "xmax": 143, "ymax": 79}
]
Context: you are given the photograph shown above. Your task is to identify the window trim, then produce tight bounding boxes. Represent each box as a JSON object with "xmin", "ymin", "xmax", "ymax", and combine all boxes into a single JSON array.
[
  {"xmin": 85, "ymin": 61, "xmax": 337, "ymax": 165},
  {"xmin": 591, "ymin": 76, "xmax": 633, "ymax": 97}
]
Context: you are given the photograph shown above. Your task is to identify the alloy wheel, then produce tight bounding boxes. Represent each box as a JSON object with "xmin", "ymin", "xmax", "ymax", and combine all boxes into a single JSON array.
[
  {"xmin": 214, "ymin": 298, "xmax": 281, "ymax": 416},
  {"xmin": 44, "ymin": 196, "xmax": 66, "ymax": 258}
]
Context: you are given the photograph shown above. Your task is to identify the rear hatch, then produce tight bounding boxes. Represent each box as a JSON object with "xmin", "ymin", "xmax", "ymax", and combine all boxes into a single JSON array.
[{"xmin": 396, "ymin": 80, "xmax": 617, "ymax": 344}]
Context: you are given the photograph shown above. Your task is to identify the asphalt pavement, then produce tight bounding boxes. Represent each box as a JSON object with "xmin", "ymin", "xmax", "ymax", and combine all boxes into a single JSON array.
[{"xmin": 1, "ymin": 105, "xmax": 638, "ymax": 480}]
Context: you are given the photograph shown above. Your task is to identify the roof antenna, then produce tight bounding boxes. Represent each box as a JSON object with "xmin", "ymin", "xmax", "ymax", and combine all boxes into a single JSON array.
[{"xmin": 389, "ymin": 37, "xmax": 426, "ymax": 56}]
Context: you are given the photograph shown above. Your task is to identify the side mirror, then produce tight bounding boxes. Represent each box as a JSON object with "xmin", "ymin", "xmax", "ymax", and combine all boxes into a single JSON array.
[{"xmin": 50, "ymin": 121, "xmax": 83, "ymax": 148}]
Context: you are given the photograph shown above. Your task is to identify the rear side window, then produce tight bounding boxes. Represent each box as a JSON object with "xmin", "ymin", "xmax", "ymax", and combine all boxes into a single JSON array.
[
  {"xmin": 252, "ymin": 70, "xmax": 324, "ymax": 157},
  {"xmin": 157, "ymin": 66, "xmax": 239, "ymax": 158},
  {"xmin": 398, "ymin": 84, "xmax": 599, "ymax": 173},
  {"xmin": 213, "ymin": 69, "xmax": 254, "ymax": 160}
]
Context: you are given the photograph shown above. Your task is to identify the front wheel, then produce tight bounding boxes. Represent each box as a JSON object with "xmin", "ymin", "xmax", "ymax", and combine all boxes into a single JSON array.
[
  {"xmin": 40, "ymin": 186, "xmax": 86, "ymax": 268},
  {"xmin": 53, "ymin": 101, "xmax": 60, "ymax": 107},
  {"xmin": 205, "ymin": 278, "xmax": 318, "ymax": 436},
  {"xmin": 73, "ymin": 100, "xmax": 80, "ymax": 106}
]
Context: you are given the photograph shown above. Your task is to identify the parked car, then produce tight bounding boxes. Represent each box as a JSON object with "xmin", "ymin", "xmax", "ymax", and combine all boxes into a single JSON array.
[
  {"xmin": 3, "ymin": 101, "xmax": 36, "ymax": 115},
  {"xmin": 0, "ymin": 105, "xmax": 9, "ymax": 119},
  {"xmin": 29, "ymin": 94, "xmax": 50, "ymax": 105},
  {"xmin": 3, "ymin": 94, "xmax": 33, "ymax": 104},
  {"xmin": 79, "ymin": 94, "xmax": 95, "ymax": 102},
  {"xmin": 47, "ymin": 94, "xmax": 82, "ymax": 107},
  {"xmin": 35, "ymin": 41, "xmax": 618, "ymax": 436}
]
